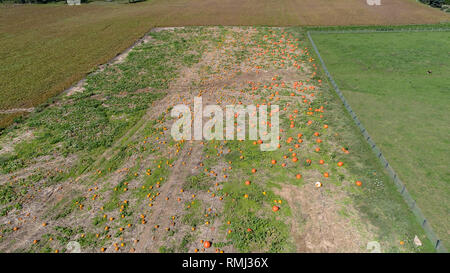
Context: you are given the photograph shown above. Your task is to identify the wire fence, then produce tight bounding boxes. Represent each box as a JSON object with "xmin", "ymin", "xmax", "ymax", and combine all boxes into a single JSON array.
[
  {"xmin": 306, "ymin": 29, "xmax": 448, "ymax": 253},
  {"xmin": 308, "ymin": 28, "xmax": 450, "ymax": 34}
]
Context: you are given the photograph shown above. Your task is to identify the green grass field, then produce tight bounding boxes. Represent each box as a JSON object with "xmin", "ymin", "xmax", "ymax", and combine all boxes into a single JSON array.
[{"xmin": 311, "ymin": 30, "xmax": 450, "ymax": 249}]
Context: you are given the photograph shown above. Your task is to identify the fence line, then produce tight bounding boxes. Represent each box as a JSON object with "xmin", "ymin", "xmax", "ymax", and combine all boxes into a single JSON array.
[
  {"xmin": 308, "ymin": 28, "xmax": 450, "ymax": 34},
  {"xmin": 306, "ymin": 30, "xmax": 447, "ymax": 253}
]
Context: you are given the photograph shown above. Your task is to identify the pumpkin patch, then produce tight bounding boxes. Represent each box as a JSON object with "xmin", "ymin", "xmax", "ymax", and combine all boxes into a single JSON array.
[{"xmin": 0, "ymin": 26, "xmax": 432, "ymax": 255}]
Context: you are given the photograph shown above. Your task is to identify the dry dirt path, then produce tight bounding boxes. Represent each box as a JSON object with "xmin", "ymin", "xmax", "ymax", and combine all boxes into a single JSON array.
[{"xmin": 0, "ymin": 108, "xmax": 34, "ymax": 114}]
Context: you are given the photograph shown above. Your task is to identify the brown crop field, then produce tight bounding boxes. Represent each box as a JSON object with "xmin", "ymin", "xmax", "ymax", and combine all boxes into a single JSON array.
[{"xmin": 0, "ymin": 0, "xmax": 449, "ymax": 128}]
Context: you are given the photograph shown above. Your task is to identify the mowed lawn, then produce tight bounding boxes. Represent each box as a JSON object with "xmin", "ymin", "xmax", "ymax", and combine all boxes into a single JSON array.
[
  {"xmin": 311, "ymin": 31, "xmax": 450, "ymax": 249},
  {"xmin": 0, "ymin": 0, "xmax": 449, "ymax": 128}
]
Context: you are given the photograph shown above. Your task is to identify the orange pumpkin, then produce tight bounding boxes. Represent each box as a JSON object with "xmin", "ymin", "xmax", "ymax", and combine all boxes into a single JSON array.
[{"xmin": 203, "ymin": 241, "xmax": 212, "ymax": 248}]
